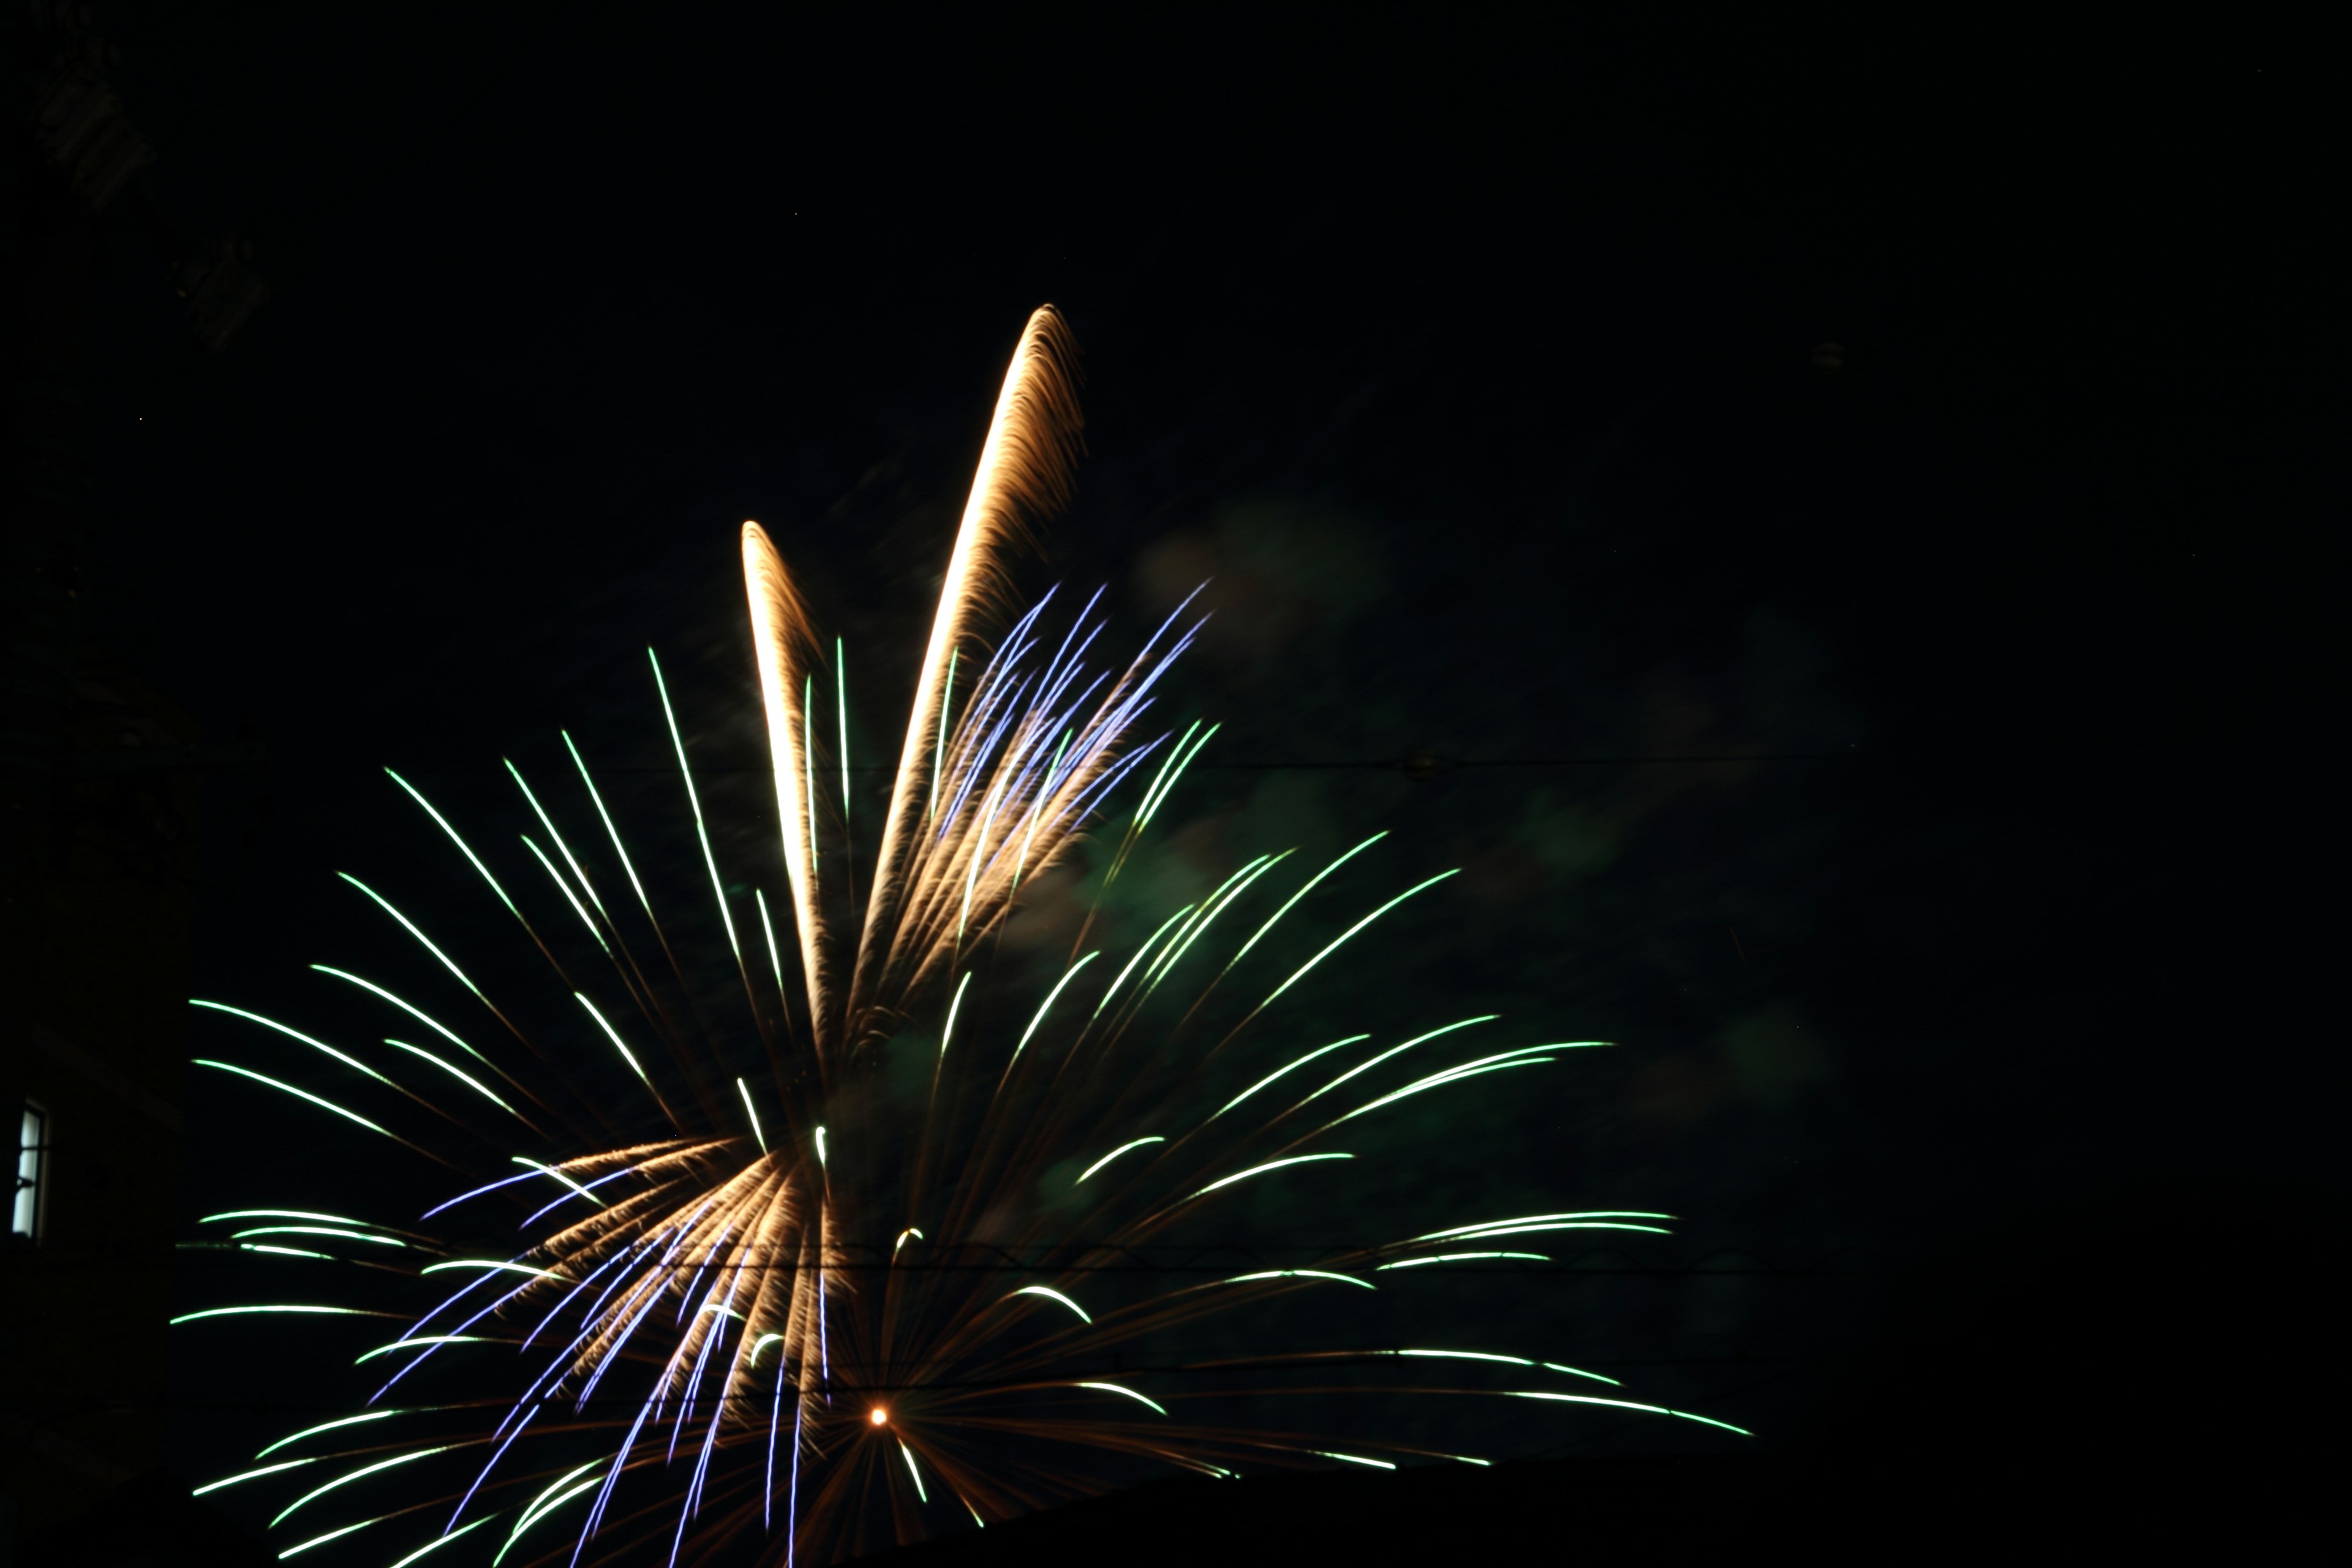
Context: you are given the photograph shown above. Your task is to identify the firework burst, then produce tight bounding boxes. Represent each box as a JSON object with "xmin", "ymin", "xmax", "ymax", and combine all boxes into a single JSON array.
[{"xmin": 178, "ymin": 306, "xmax": 1744, "ymax": 1567}]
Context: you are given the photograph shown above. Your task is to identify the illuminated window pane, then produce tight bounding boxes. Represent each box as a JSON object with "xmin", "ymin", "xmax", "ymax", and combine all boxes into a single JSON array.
[{"xmin": 13, "ymin": 1103, "xmax": 44, "ymax": 1242}]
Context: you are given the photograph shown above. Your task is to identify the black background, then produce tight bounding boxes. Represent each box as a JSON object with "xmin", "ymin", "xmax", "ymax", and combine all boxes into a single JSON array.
[{"xmin": 58, "ymin": 3, "xmax": 2344, "ymax": 1554}]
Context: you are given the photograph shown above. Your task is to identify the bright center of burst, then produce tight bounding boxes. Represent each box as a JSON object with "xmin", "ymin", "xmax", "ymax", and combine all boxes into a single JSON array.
[{"xmin": 869, "ymin": 1407, "xmax": 889, "ymax": 1427}]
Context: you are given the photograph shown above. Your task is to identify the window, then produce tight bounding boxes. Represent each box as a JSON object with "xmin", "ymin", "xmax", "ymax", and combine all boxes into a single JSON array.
[{"xmin": 13, "ymin": 1102, "xmax": 46, "ymax": 1243}]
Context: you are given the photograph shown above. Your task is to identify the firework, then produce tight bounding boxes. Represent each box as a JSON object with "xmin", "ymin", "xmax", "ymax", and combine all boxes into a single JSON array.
[{"xmin": 178, "ymin": 306, "xmax": 1744, "ymax": 1567}]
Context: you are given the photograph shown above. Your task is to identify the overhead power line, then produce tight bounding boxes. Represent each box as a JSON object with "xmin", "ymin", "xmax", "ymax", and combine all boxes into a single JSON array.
[{"xmin": 231, "ymin": 750, "xmax": 1874, "ymax": 779}]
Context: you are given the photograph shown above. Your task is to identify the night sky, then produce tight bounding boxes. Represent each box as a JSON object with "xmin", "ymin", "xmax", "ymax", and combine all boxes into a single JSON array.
[{"xmin": 62, "ymin": 4, "xmax": 2339, "ymax": 1551}]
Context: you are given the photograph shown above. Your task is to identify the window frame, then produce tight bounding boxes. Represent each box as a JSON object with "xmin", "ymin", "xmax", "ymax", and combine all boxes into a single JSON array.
[{"xmin": 14, "ymin": 1099, "xmax": 49, "ymax": 1244}]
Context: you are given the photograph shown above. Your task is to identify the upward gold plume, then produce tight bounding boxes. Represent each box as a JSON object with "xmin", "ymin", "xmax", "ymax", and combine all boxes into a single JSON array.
[
  {"xmin": 846, "ymin": 304, "xmax": 1082, "ymax": 1044},
  {"xmin": 742, "ymin": 522, "xmax": 830, "ymax": 1052}
]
